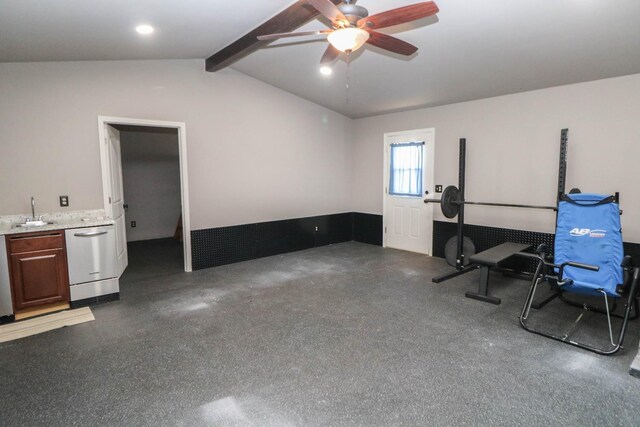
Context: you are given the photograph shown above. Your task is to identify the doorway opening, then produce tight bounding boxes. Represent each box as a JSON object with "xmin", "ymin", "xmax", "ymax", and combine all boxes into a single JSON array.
[
  {"xmin": 98, "ymin": 117, "xmax": 192, "ymax": 277},
  {"xmin": 383, "ymin": 128, "xmax": 435, "ymax": 254}
]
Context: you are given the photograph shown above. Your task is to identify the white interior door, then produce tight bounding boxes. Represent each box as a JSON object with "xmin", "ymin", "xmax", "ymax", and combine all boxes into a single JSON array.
[
  {"xmin": 105, "ymin": 125, "xmax": 129, "ymax": 276},
  {"xmin": 383, "ymin": 129, "xmax": 435, "ymax": 254}
]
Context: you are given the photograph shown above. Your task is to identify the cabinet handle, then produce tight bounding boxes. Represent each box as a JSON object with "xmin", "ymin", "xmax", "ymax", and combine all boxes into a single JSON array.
[{"xmin": 74, "ymin": 231, "xmax": 108, "ymax": 237}]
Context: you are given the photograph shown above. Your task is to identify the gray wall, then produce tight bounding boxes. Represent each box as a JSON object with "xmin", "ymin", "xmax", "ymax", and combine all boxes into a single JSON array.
[
  {"xmin": 120, "ymin": 129, "xmax": 181, "ymax": 242},
  {"xmin": 351, "ymin": 73, "xmax": 640, "ymax": 242},
  {"xmin": 1, "ymin": 58, "xmax": 638, "ymax": 242},
  {"xmin": 0, "ymin": 60, "xmax": 354, "ymax": 228}
]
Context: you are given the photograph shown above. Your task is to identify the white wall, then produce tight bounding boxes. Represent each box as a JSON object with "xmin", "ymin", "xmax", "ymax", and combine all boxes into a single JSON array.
[
  {"xmin": 0, "ymin": 60, "xmax": 353, "ymax": 229},
  {"xmin": 120, "ymin": 130, "xmax": 181, "ymax": 242},
  {"xmin": 1, "ymin": 60, "xmax": 638, "ymax": 242},
  {"xmin": 352, "ymin": 74, "xmax": 640, "ymax": 242}
]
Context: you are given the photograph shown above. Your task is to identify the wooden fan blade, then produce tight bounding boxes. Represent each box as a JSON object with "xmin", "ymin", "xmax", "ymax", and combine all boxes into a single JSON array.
[
  {"xmin": 257, "ymin": 30, "xmax": 331, "ymax": 41},
  {"xmin": 320, "ymin": 44, "xmax": 341, "ymax": 65},
  {"xmin": 366, "ymin": 32, "xmax": 418, "ymax": 56},
  {"xmin": 358, "ymin": 2, "xmax": 439, "ymax": 30},
  {"xmin": 307, "ymin": 0, "xmax": 348, "ymax": 26}
]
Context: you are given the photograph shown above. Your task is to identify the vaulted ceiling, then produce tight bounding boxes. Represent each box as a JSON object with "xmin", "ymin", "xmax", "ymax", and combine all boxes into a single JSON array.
[{"xmin": 2, "ymin": 0, "xmax": 640, "ymax": 118}]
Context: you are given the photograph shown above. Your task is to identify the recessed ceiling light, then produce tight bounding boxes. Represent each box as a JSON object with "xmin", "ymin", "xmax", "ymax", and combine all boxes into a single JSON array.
[
  {"xmin": 136, "ymin": 24, "xmax": 154, "ymax": 35},
  {"xmin": 319, "ymin": 66, "xmax": 332, "ymax": 76}
]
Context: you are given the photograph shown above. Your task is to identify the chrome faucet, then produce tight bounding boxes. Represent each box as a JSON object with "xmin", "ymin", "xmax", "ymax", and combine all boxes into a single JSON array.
[
  {"xmin": 29, "ymin": 197, "xmax": 42, "ymax": 221},
  {"xmin": 16, "ymin": 197, "xmax": 46, "ymax": 227}
]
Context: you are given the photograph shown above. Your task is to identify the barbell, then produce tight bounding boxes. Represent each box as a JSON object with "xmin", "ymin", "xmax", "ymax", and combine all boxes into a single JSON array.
[{"xmin": 424, "ymin": 185, "xmax": 558, "ymax": 219}]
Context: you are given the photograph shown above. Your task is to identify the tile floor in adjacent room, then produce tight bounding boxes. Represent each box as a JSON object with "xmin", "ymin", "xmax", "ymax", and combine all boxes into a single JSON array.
[{"xmin": 0, "ymin": 241, "xmax": 638, "ymax": 426}]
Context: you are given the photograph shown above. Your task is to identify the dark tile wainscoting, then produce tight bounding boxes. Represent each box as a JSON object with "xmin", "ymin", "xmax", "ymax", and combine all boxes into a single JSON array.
[
  {"xmin": 191, "ymin": 217, "xmax": 639, "ymax": 271},
  {"xmin": 433, "ymin": 220, "xmax": 640, "ymax": 272},
  {"xmin": 353, "ymin": 212, "xmax": 383, "ymax": 246},
  {"xmin": 191, "ymin": 213, "xmax": 383, "ymax": 270}
]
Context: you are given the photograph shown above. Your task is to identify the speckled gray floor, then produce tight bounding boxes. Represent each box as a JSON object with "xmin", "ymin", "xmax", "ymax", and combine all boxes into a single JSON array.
[
  {"xmin": 632, "ymin": 350, "xmax": 640, "ymax": 378},
  {"xmin": 1, "ymin": 241, "xmax": 639, "ymax": 426}
]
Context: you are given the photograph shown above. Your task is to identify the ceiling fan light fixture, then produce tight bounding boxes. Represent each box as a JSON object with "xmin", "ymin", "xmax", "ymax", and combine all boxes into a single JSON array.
[
  {"xmin": 135, "ymin": 24, "xmax": 154, "ymax": 35},
  {"xmin": 319, "ymin": 66, "xmax": 333, "ymax": 76},
  {"xmin": 327, "ymin": 27, "xmax": 369, "ymax": 52}
]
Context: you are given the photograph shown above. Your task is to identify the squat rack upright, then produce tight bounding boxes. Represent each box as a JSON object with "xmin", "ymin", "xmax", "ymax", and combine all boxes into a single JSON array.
[{"xmin": 429, "ymin": 129, "xmax": 569, "ymax": 283}]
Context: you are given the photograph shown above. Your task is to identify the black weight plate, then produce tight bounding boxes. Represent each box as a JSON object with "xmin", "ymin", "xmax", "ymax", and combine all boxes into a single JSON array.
[
  {"xmin": 441, "ymin": 185, "xmax": 460, "ymax": 219},
  {"xmin": 444, "ymin": 236, "xmax": 476, "ymax": 267}
]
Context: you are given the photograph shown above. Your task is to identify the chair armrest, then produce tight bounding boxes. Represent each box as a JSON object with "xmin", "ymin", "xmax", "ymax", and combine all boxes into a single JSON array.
[
  {"xmin": 560, "ymin": 261, "xmax": 599, "ymax": 272},
  {"xmin": 515, "ymin": 252, "xmax": 599, "ymax": 272},
  {"xmin": 515, "ymin": 252, "xmax": 599, "ymax": 286},
  {"xmin": 556, "ymin": 261, "xmax": 599, "ymax": 284}
]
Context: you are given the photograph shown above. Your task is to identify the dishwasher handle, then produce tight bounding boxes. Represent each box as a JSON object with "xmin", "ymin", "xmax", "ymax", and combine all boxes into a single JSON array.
[{"xmin": 74, "ymin": 231, "xmax": 108, "ymax": 237}]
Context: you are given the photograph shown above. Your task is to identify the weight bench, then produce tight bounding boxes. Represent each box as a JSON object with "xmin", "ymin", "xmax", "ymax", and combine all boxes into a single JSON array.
[{"xmin": 465, "ymin": 242, "xmax": 532, "ymax": 305}]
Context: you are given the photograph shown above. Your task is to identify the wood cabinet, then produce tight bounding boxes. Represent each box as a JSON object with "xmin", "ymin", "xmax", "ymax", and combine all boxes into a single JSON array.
[{"xmin": 6, "ymin": 230, "xmax": 70, "ymax": 310}]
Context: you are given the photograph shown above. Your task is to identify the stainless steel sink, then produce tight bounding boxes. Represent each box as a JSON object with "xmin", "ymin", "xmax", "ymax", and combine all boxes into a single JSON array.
[
  {"xmin": 13, "ymin": 197, "xmax": 56, "ymax": 228},
  {"xmin": 14, "ymin": 220, "xmax": 56, "ymax": 228}
]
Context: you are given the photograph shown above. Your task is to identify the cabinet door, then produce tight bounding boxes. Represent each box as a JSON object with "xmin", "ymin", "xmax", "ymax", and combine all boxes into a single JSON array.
[{"xmin": 10, "ymin": 248, "xmax": 70, "ymax": 310}]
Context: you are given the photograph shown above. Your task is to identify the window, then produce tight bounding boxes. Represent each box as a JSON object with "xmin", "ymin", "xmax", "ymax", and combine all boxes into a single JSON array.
[{"xmin": 389, "ymin": 142, "xmax": 424, "ymax": 197}]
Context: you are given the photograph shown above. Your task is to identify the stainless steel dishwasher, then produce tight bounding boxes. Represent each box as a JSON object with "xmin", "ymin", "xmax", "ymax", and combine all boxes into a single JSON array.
[{"xmin": 65, "ymin": 225, "xmax": 119, "ymax": 305}]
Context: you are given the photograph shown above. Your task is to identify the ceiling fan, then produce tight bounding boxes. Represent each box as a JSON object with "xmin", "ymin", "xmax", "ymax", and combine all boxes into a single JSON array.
[{"xmin": 257, "ymin": 0, "xmax": 439, "ymax": 67}]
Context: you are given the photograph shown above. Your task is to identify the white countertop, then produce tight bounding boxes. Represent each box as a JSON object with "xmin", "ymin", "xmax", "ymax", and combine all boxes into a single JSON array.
[
  {"xmin": 0, "ymin": 218, "xmax": 114, "ymax": 236},
  {"xmin": 0, "ymin": 209, "xmax": 114, "ymax": 236}
]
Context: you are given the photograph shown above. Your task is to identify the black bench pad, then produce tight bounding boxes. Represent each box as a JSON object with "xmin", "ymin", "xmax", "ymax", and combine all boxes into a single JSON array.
[{"xmin": 470, "ymin": 242, "xmax": 532, "ymax": 267}]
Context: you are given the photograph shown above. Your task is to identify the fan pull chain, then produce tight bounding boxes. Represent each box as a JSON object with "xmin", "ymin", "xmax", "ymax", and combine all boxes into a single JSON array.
[{"xmin": 346, "ymin": 50, "xmax": 351, "ymax": 105}]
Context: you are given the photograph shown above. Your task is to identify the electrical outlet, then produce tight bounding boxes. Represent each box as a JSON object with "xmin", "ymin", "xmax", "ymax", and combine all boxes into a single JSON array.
[
  {"xmin": 131, "ymin": 221, "xmax": 136, "ymax": 228},
  {"xmin": 59, "ymin": 195, "xmax": 69, "ymax": 207},
  {"xmin": 435, "ymin": 185, "xmax": 443, "ymax": 193},
  {"xmin": 315, "ymin": 226, "xmax": 319, "ymax": 232}
]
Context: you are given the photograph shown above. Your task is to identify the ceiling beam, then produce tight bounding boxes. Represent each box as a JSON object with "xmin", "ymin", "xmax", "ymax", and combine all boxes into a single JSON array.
[{"xmin": 205, "ymin": 0, "xmax": 341, "ymax": 72}]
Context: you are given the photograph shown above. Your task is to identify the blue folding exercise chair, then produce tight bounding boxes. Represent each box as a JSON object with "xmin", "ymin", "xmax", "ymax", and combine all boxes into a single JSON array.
[{"xmin": 518, "ymin": 193, "xmax": 639, "ymax": 355}]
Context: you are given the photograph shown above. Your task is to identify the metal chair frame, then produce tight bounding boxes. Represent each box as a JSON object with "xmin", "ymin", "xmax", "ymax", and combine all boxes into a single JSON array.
[{"xmin": 518, "ymin": 250, "xmax": 639, "ymax": 355}]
